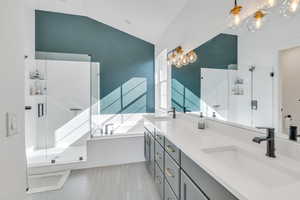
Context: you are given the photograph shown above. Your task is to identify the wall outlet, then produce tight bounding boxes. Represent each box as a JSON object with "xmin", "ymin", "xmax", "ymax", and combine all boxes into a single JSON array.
[{"xmin": 6, "ymin": 112, "xmax": 18, "ymax": 137}]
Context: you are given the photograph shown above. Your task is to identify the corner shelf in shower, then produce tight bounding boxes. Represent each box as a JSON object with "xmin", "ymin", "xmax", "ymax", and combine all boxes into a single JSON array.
[
  {"xmin": 29, "ymin": 79, "xmax": 47, "ymax": 81},
  {"xmin": 30, "ymin": 94, "xmax": 46, "ymax": 97},
  {"xmin": 232, "ymin": 77, "xmax": 244, "ymax": 95}
]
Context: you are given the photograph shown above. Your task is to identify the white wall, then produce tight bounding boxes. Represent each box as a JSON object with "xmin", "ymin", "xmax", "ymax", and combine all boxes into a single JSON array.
[
  {"xmin": 24, "ymin": 0, "xmax": 35, "ymax": 59},
  {"xmin": 0, "ymin": 0, "xmax": 27, "ymax": 199},
  {"xmin": 156, "ymin": 0, "xmax": 266, "ymax": 54},
  {"xmin": 24, "ymin": 0, "xmax": 36, "ymax": 151},
  {"xmin": 280, "ymin": 47, "xmax": 300, "ymax": 134}
]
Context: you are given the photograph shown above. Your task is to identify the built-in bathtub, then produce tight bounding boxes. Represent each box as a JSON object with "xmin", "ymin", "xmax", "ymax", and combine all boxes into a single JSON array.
[
  {"xmin": 91, "ymin": 113, "xmax": 146, "ymax": 138},
  {"xmin": 29, "ymin": 113, "xmax": 147, "ymax": 175}
]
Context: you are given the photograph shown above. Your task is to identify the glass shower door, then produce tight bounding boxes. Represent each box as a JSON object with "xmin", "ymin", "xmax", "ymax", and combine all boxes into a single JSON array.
[
  {"xmin": 45, "ymin": 58, "xmax": 91, "ymax": 164},
  {"xmin": 26, "ymin": 53, "xmax": 93, "ymax": 167},
  {"xmin": 200, "ymin": 68, "xmax": 230, "ymax": 121},
  {"xmin": 25, "ymin": 58, "xmax": 48, "ymax": 166},
  {"xmin": 251, "ymin": 66, "xmax": 274, "ymax": 128},
  {"xmin": 91, "ymin": 62, "xmax": 101, "ymax": 137}
]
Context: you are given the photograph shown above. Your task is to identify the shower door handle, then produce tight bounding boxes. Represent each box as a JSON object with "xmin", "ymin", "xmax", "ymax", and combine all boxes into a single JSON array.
[
  {"xmin": 38, "ymin": 103, "xmax": 42, "ymax": 118},
  {"xmin": 25, "ymin": 106, "xmax": 32, "ymax": 110},
  {"xmin": 42, "ymin": 103, "xmax": 45, "ymax": 116},
  {"xmin": 38, "ymin": 103, "xmax": 45, "ymax": 118}
]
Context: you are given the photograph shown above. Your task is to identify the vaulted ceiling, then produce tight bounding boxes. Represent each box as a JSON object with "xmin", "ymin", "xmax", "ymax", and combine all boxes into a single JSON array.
[{"xmin": 33, "ymin": 0, "xmax": 267, "ymax": 51}]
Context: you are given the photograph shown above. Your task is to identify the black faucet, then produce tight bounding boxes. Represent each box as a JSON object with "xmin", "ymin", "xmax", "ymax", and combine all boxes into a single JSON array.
[
  {"xmin": 168, "ymin": 107, "xmax": 176, "ymax": 119},
  {"xmin": 252, "ymin": 127, "xmax": 276, "ymax": 158},
  {"xmin": 183, "ymin": 107, "xmax": 191, "ymax": 114}
]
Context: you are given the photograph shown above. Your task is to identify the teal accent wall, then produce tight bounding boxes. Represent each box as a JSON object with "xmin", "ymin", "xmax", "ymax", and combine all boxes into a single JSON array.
[
  {"xmin": 35, "ymin": 10, "xmax": 155, "ymax": 114},
  {"xmin": 172, "ymin": 33, "xmax": 238, "ymax": 112}
]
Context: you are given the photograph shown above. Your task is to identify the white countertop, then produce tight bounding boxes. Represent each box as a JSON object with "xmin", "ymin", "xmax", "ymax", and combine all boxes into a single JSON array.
[{"xmin": 144, "ymin": 114, "xmax": 300, "ymax": 200}]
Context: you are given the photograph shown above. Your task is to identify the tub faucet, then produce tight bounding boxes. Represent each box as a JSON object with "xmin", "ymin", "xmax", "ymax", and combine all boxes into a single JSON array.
[
  {"xmin": 102, "ymin": 123, "xmax": 114, "ymax": 135},
  {"xmin": 168, "ymin": 107, "xmax": 176, "ymax": 119},
  {"xmin": 183, "ymin": 107, "xmax": 191, "ymax": 114},
  {"xmin": 253, "ymin": 127, "xmax": 276, "ymax": 158}
]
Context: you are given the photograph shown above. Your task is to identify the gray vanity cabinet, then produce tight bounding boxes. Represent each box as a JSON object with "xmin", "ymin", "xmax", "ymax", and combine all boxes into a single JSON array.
[
  {"xmin": 144, "ymin": 132, "xmax": 150, "ymax": 165},
  {"xmin": 155, "ymin": 162, "xmax": 164, "ymax": 199},
  {"xmin": 144, "ymin": 129, "xmax": 155, "ymax": 178},
  {"xmin": 181, "ymin": 171, "xmax": 208, "ymax": 200},
  {"xmin": 149, "ymin": 132, "xmax": 155, "ymax": 178},
  {"xmin": 144, "ymin": 127, "xmax": 238, "ymax": 200},
  {"xmin": 181, "ymin": 152, "xmax": 239, "ymax": 200}
]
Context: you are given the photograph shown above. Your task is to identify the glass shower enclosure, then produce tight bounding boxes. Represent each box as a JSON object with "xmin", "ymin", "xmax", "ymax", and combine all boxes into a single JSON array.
[
  {"xmin": 200, "ymin": 65, "xmax": 274, "ymax": 128},
  {"xmin": 25, "ymin": 52, "xmax": 99, "ymax": 167}
]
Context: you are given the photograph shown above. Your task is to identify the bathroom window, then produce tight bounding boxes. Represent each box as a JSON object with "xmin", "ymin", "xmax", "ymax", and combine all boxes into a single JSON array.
[{"xmin": 155, "ymin": 49, "xmax": 171, "ymax": 112}]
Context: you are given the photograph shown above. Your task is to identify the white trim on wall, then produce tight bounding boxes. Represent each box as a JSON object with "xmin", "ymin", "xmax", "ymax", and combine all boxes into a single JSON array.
[{"xmin": 155, "ymin": 49, "xmax": 171, "ymax": 113}]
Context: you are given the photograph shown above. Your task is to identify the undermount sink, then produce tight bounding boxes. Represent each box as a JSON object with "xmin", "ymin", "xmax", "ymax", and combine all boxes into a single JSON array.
[
  {"xmin": 202, "ymin": 146, "xmax": 300, "ymax": 189},
  {"xmin": 151, "ymin": 115, "xmax": 173, "ymax": 121}
]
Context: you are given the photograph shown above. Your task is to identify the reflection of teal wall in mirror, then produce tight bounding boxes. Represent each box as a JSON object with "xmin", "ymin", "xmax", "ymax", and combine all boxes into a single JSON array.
[
  {"xmin": 172, "ymin": 33, "xmax": 238, "ymax": 112},
  {"xmin": 35, "ymin": 10, "xmax": 155, "ymax": 114}
]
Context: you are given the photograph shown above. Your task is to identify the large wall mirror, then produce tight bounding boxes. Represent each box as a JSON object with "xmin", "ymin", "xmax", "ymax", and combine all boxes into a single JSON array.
[{"xmin": 171, "ymin": 7, "xmax": 300, "ymax": 141}]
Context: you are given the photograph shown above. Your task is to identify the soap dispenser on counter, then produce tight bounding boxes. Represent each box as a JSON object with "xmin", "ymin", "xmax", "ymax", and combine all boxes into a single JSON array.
[{"xmin": 198, "ymin": 112, "xmax": 206, "ymax": 130}]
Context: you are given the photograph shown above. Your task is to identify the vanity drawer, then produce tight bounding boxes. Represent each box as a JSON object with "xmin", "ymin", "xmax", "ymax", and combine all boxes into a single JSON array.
[
  {"xmin": 155, "ymin": 140, "xmax": 164, "ymax": 171},
  {"xmin": 165, "ymin": 152, "xmax": 180, "ymax": 199},
  {"xmin": 165, "ymin": 138, "xmax": 180, "ymax": 165},
  {"xmin": 165, "ymin": 180, "xmax": 178, "ymax": 200},
  {"xmin": 181, "ymin": 170, "xmax": 208, "ymax": 200},
  {"xmin": 155, "ymin": 162, "xmax": 164, "ymax": 200},
  {"xmin": 155, "ymin": 131, "xmax": 165, "ymax": 146},
  {"xmin": 181, "ymin": 152, "xmax": 238, "ymax": 200}
]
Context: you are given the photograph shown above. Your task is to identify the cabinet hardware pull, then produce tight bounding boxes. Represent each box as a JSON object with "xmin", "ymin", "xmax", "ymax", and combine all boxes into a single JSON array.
[
  {"xmin": 166, "ymin": 145, "xmax": 175, "ymax": 153},
  {"xmin": 156, "ymin": 176, "xmax": 162, "ymax": 184},
  {"xmin": 165, "ymin": 168, "xmax": 175, "ymax": 178},
  {"xmin": 156, "ymin": 152, "xmax": 162, "ymax": 160}
]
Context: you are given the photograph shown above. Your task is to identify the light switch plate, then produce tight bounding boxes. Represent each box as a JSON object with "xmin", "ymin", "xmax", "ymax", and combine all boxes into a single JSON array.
[{"xmin": 6, "ymin": 112, "xmax": 18, "ymax": 137}]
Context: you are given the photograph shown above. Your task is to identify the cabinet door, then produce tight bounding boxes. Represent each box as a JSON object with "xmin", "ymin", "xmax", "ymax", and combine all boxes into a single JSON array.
[
  {"xmin": 155, "ymin": 163, "xmax": 164, "ymax": 200},
  {"xmin": 155, "ymin": 140, "xmax": 164, "ymax": 171},
  {"xmin": 144, "ymin": 132, "xmax": 150, "ymax": 162},
  {"xmin": 165, "ymin": 153, "xmax": 180, "ymax": 199},
  {"xmin": 181, "ymin": 152, "xmax": 238, "ymax": 200},
  {"xmin": 149, "ymin": 134, "xmax": 155, "ymax": 178},
  {"xmin": 165, "ymin": 138, "xmax": 180, "ymax": 165},
  {"xmin": 181, "ymin": 171, "xmax": 208, "ymax": 200},
  {"xmin": 165, "ymin": 181, "xmax": 177, "ymax": 200}
]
